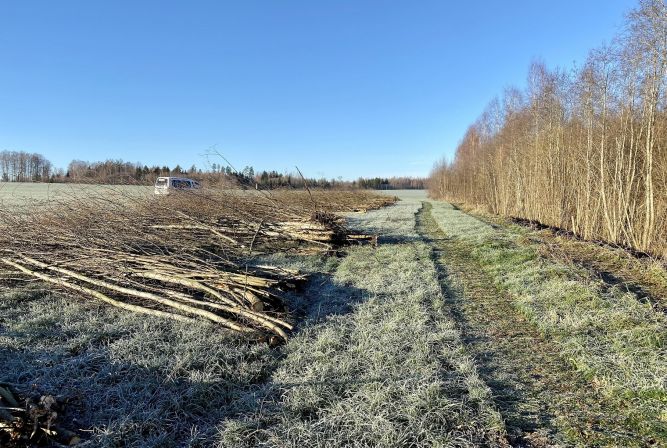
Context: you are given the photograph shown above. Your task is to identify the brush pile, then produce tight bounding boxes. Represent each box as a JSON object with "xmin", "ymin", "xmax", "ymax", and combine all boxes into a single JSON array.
[
  {"xmin": 270, "ymin": 190, "xmax": 398, "ymax": 213},
  {"xmin": 0, "ymin": 385, "xmax": 79, "ymax": 447},
  {"xmin": 0, "ymin": 189, "xmax": 394, "ymax": 342}
]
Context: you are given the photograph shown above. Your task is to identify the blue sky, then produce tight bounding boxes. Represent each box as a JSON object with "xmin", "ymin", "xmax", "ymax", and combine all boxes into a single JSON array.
[{"xmin": 0, "ymin": 0, "xmax": 634, "ymax": 179}]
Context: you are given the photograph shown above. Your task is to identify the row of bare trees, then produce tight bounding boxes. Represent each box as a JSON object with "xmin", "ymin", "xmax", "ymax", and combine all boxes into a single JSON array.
[
  {"xmin": 355, "ymin": 176, "xmax": 426, "ymax": 190},
  {"xmin": 430, "ymin": 0, "xmax": 667, "ymax": 257},
  {"xmin": 2, "ymin": 153, "xmax": 426, "ymax": 192},
  {"xmin": 66, "ymin": 159, "xmax": 152, "ymax": 183},
  {"xmin": 0, "ymin": 151, "xmax": 53, "ymax": 182}
]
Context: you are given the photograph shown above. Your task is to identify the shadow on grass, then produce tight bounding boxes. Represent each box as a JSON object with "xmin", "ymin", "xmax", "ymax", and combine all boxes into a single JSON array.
[
  {"xmin": 0, "ymin": 272, "xmax": 369, "ymax": 447},
  {"xmin": 416, "ymin": 202, "xmax": 560, "ymax": 445},
  {"xmin": 286, "ymin": 273, "xmax": 367, "ymax": 325},
  {"xmin": 376, "ymin": 234, "xmax": 423, "ymax": 245}
]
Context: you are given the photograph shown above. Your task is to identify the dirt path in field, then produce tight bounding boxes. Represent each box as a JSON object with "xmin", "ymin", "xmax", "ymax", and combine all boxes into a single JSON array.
[{"xmin": 416, "ymin": 201, "xmax": 633, "ymax": 448}]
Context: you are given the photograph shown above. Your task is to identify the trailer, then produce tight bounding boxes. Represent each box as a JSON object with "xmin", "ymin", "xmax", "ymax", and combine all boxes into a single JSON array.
[{"xmin": 154, "ymin": 177, "xmax": 201, "ymax": 195}]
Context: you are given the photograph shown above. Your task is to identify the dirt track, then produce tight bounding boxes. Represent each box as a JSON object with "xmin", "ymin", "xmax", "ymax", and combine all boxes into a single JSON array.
[{"xmin": 417, "ymin": 201, "xmax": 641, "ymax": 447}]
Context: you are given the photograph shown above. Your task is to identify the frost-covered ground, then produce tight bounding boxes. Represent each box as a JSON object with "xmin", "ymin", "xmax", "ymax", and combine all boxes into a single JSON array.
[
  {"xmin": 218, "ymin": 198, "xmax": 505, "ymax": 447},
  {"xmin": 0, "ymin": 194, "xmax": 506, "ymax": 447},
  {"xmin": 428, "ymin": 199, "xmax": 667, "ymax": 445},
  {"xmin": 0, "ymin": 182, "xmax": 152, "ymax": 208}
]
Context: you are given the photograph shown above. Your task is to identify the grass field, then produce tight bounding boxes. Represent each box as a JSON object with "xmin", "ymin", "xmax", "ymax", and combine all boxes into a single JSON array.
[
  {"xmin": 2, "ymin": 186, "xmax": 666, "ymax": 446},
  {"xmin": 424, "ymin": 202, "xmax": 667, "ymax": 446},
  {"xmin": 0, "ymin": 182, "xmax": 152, "ymax": 207}
]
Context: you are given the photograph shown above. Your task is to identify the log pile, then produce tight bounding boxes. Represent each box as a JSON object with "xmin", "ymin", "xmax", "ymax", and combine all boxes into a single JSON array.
[
  {"xmin": 0, "ymin": 385, "xmax": 79, "ymax": 446},
  {"xmin": 0, "ymin": 189, "xmax": 393, "ymax": 342},
  {"xmin": 0, "ymin": 189, "xmax": 395, "ymax": 446},
  {"xmin": 269, "ymin": 190, "xmax": 398, "ymax": 214}
]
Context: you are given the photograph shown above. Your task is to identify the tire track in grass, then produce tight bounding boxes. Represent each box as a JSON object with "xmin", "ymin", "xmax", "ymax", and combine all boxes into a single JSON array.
[
  {"xmin": 217, "ymin": 200, "xmax": 509, "ymax": 447},
  {"xmin": 416, "ymin": 201, "xmax": 629, "ymax": 448}
]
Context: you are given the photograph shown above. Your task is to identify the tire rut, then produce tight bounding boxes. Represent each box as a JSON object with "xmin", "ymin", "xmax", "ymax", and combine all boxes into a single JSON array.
[{"xmin": 416, "ymin": 201, "xmax": 634, "ymax": 448}]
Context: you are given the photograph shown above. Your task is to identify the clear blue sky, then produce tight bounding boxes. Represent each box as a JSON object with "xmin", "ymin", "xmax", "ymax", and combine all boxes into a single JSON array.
[{"xmin": 0, "ymin": 0, "xmax": 634, "ymax": 179}]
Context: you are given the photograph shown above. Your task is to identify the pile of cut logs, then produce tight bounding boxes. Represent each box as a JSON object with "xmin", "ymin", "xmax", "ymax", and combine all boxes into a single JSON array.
[
  {"xmin": 0, "ymin": 188, "xmax": 395, "ymax": 446},
  {"xmin": 0, "ymin": 384, "xmax": 79, "ymax": 446},
  {"xmin": 0, "ymin": 189, "xmax": 392, "ymax": 341}
]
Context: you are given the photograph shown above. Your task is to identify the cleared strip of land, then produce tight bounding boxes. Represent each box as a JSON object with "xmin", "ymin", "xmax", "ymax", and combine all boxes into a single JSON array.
[
  {"xmin": 218, "ymin": 200, "xmax": 507, "ymax": 447},
  {"xmin": 4, "ymin": 190, "xmax": 667, "ymax": 446},
  {"xmin": 0, "ymin": 196, "xmax": 507, "ymax": 446},
  {"xmin": 425, "ymin": 199, "xmax": 667, "ymax": 446}
]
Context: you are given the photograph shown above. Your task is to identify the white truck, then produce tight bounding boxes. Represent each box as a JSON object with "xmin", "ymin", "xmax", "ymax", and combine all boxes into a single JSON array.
[{"xmin": 154, "ymin": 177, "xmax": 201, "ymax": 195}]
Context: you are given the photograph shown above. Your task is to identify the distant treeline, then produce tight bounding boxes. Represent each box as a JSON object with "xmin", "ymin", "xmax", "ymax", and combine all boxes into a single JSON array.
[
  {"xmin": 255, "ymin": 171, "xmax": 425, "ymax": 190},
  {"xmin": 354, "ymin": 176, "xmax": 426, "ymax": 190},
  {"xmin": 430, "ymin": 0, "xmax": 667, "ymax": 257},
  {"xmin": 0, "ymin": 151, "xmax": 53, "ymax": 182},
  {"xmin": 0, "ymin": 154, "xmax": 425, "ymax": 190},
  {"xmin": 65, "ymin": 160, "xmax": 207, "ymax": 184}
]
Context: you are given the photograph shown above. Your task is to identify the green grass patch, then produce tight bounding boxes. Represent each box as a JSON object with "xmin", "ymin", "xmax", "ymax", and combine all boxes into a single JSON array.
[{"xmin": 429, "ymin": 200, "xmax": 667, "ymax": 443}]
